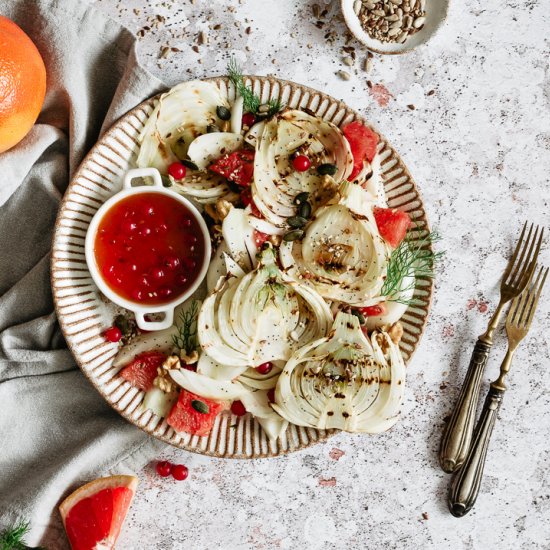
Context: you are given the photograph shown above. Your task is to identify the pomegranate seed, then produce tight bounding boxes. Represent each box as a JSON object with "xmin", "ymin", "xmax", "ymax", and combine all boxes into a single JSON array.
[
  {"xmin": 292, "ymin": 155, "xmax": 311, "ymax": 172},
  {"xmin": 171, "ymin": 464, "xmax": 189, "ymax": 481},
  {"xmin": 159, "ymin": 287, "xmax": 173, "ymax": 299},
  {"xmin": 256, "ymin": 362, "xmax": 273, "ymax": 375},
  {"xmin": 132, "ymin": 289, "xmax": 144, "ymax": 301},
  {"xmin": 139, "ymin": 226, "xmax": 152, "ymax": 237},
  {"xmin": 156, "ymin": 223, "xmax": 168, "ymax": 234},
  {"xmin": 231, "ymin": 400, "xmax": 247, "ymax": 416},
  {"xmin": 176, "ymin": 274, "xmax": 188, "ymax": 286},
  {"xmin": 359, "ymin": 304, "xmax": 386, "ymax": 317},
  {"xmin": 121, "ymin": 220, "xmax": 137, "ymax": 234},
  {"xmin": 156, "ymin": 460, "xmax": 172, "ymax": 477},
  {"xmin": 267, "ymin": 388, "xmax": 276, "ymax": 403},
  {"xmin": 138, "ymin": 275, "xmax": 150, "ymax": 287},
  {"xmin": 151, "ymin": 267, "xmax": 165, "ymax": 280},
  {"xmin": 168, "ymin": 162, "xmax": 186, "ymax": 180},
  {"xmin": 182, "ymin": 217, "xmax": 192, "ymax": 227},
  {"xmin": 164, "ymin": 255, "xmax": 180, "ymax": 270},
  {"xmin": 104, "ymin": 326, "xmax": 122, "ymax": 343},
  {"xmin": 242, "ymin": 112, "xmax": 256, "ymax": 127},
  {"xmin": 142, "ymin": 204, "xmax": 155, "ymax": 216}
]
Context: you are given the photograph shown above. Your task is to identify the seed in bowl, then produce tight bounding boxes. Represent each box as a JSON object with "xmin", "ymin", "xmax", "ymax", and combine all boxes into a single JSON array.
[{"xmin": 356, "ymin": 0, "xmax": 426, "ymax": 44}]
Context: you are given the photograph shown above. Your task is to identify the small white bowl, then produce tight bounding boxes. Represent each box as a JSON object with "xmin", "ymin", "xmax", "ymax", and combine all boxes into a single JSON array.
[
  {"xmin": 341, "ymin": 0, "xmax": 449, "ymax": 55},
  {"xmin": 85, "ymin": 167, "xmax": 211, "ymax": 331}
]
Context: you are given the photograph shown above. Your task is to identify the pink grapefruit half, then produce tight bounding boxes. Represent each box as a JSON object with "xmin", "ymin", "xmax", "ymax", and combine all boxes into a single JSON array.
[{"xmin": 59, "ymin": 475, "xmax": 138, "ymax": 550}]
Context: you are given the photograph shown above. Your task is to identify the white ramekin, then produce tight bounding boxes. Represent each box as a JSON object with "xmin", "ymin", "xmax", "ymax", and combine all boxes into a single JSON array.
[{"xmin": 85, "ymin": 167, "xmax": 211, "ymax": 331}]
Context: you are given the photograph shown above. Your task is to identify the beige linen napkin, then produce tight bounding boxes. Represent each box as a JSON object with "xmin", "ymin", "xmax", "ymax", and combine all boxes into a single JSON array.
[{"xmin": 0, "ymin": 0, "xmax": 169, "ymax": 546}]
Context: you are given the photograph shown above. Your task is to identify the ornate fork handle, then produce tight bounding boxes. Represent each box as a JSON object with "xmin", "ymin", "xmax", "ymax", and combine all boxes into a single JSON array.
[
  {"xmin": 439, "ymin": 339, "xmax": 492, "ymax": 473},
  {"xmin": 448, "ymin": 386, "xmax": 504, "ymax": 516}
]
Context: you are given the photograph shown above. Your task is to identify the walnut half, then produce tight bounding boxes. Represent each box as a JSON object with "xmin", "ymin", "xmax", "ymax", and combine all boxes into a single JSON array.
[{"xmin": 388, "ymin": 322, "xmax": 404, "ymax": 344}]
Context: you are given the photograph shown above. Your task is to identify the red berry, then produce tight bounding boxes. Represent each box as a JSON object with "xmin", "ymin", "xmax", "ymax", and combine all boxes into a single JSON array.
[
  {"xmin": 242, "ymin": 112, "xmax": 256, "ymax": 127},
  {"xmin": 163, "ymin": 255, "xmax": 180, "ymax": 270},
  {"xmin": 104, "ymin": 326, "xmax": 122, "ymax": 343},
  {"xmin": 292, "ymin": 155, "xmax": 311, "ymax": 172},
  {"xmin": 171, "ymin": 464, "xmax": 189, "ymax": 481},
  {"xmin": 159, "ymin": 287, "xmax": 173, "ymax": 299},
  {"xmin": 359, "ymin": 304, "xmax": 387, "ymax": 317},
  {"xmin": 256, "ymin": 362, "xmax": 273, "ymax": 375},
  {"xmin": 142, "ymin": 204, "xmax": 155, "ymax": 217},
  {"xmin": 156, "ymin": 460, "xmax": 172, "ymax": 477},
  {"xmin": 267, "ymin": 388, "xmax": 276, "ymax": 403},
  {"xmin": 138, "ymin": 275, "xmax": 150, "ymax": 287},
  {"xmin": 151, "ymin": 267, "xmax": 165, "ymax": 280},
  {"xmin": 132, "ymin": 289, "xmax": 144, "ymax": 301},
  {"xmin": 168, "ymin": 162, "xmax": 186, "ymax": 180},
  {"xmin": 176, "ymin": 274, "xmax": 188, "ymax": 286},
  {"xmin": 231, "ymin": 400, "xmax": 247, "ymax": 416},
  {"xmin": 122, "ymin": 220, "xmax": 137, "ymax": 234}
]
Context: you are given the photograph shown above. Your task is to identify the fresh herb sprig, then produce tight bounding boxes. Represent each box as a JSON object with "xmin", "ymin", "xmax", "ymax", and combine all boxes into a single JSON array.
[
  {"xmin": 227, "ymin": 57, "xmax": 284, "ymax": 117},
  {"xmin": 381, "ymin": 227, "xmax": 444, "ymax": 305},
  {"xmin": 172, "ymin": 300, "xmax": 200, "ymax": 353},
  {"xmin": 0, "ymin": 521, "xmax": 45, "ymax": 550}
]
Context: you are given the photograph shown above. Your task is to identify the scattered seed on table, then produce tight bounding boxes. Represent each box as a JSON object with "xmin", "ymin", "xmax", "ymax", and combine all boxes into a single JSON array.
[{"xmin": 337, "ymin": 70, "xmax": 351, "ymax": 80}]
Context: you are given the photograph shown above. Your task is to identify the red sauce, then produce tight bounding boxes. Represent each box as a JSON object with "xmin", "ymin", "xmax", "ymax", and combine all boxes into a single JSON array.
[{"xmin": 94, "ymin": 192, "xmax": 206, "ymax": 305}]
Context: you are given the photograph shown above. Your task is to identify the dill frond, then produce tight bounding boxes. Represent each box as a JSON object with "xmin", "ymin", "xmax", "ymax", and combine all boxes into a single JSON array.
[
  {"xmin": 0, "ymin": 521, "xmax": 44, "ymax": 550},
  {"xmin": 227, "ymin": 57, "xmax": 284, "ymax": 116},
  {"xmin": 381, "ymin": 227, "xmax": 444, "ymax": 305},
  {"xmin": 172, "ymin": 300, "xmax": 200, "ymax": 354}
]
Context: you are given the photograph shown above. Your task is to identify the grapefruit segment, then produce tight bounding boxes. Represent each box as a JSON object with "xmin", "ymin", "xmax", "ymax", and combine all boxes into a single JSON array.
[
  {"xmin": 59, "ymin": 475, "xmax": 138, "ymax": 550},
  {"xmin": 119, "ymin": 351, "xmax": 166, "ymax": 391},
  {"xmin": 167, "ymin": 389, "xmax": 226, "ymax": 437},
  {"xmin": 373, "ymin": 207, "xmax": 411, "ymax": 249},
  {"xmin": 342, "ymin": 121, "xmax": 379, "ymax": 180}
]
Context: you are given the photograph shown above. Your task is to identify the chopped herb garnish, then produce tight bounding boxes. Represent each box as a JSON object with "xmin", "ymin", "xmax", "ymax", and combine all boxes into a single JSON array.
[
  {"xmin": 172, "ymin": 300, "xmax": 200, "ymax": 354},
  {"xmin": 0, "ymin": 521, "xmax": 45, "ymax": 550},
  {"xmin": 381, "ymin": 227, "xmax": 443, "ymax": 305},
  {"xmin": 227, "ymin": 57, "xmax": 284, "ymax": 116}
]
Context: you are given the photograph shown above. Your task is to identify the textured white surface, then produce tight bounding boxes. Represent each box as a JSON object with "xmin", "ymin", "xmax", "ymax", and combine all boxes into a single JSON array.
[{"xmin": 90, "ymin": 0, "xmax": 550, "ymax": 548}]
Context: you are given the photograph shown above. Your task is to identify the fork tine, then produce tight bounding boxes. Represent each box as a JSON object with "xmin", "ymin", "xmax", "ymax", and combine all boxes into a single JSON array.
[
  {"xmin": 509, "ymin": 224, "xmax": 541, "ymax": 288},
  {"xmin": 516, "ymin": 226, "xmax": 544, "ymax": 288},
  {"xmin": 503, "ymin": 221, "xmax": 528, "ymax": 281},
  {"xmin": 523, "ymin": 266, "xmax": 548, "ymax": 330},
  {"xmin": 507, "ymin": 265, "xmax": 536, "ymax": 327}
]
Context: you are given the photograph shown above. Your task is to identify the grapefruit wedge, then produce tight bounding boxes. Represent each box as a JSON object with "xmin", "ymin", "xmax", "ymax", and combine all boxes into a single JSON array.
[{"xmin": 59, "ymin": 475, "xmax": 138, "ymax": 550}]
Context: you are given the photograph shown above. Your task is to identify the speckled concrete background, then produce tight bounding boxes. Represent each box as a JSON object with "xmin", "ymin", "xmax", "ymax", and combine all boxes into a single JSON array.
[{"xmin": 89, "ymin": 0, "xmax": 549, "ymax": 548}]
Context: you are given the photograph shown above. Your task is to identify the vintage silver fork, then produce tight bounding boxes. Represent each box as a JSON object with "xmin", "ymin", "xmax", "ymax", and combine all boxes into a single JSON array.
[
  {"xmin": 439, "ymin": 222, "xmax": 543, "ymax": 473},
  {"xmin": 448, "ymin": 265, "xmax": 548, "ymax": 516}
]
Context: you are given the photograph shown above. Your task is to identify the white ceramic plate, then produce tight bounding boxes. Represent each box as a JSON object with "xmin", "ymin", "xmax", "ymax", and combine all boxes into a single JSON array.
[
  {"xmin": 51, "ymin": 76, "xmax": 433, "ymax": 458},
  {"xmin": 341, "ymin": 0, "xmax": 449, "ymax": 55}
]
